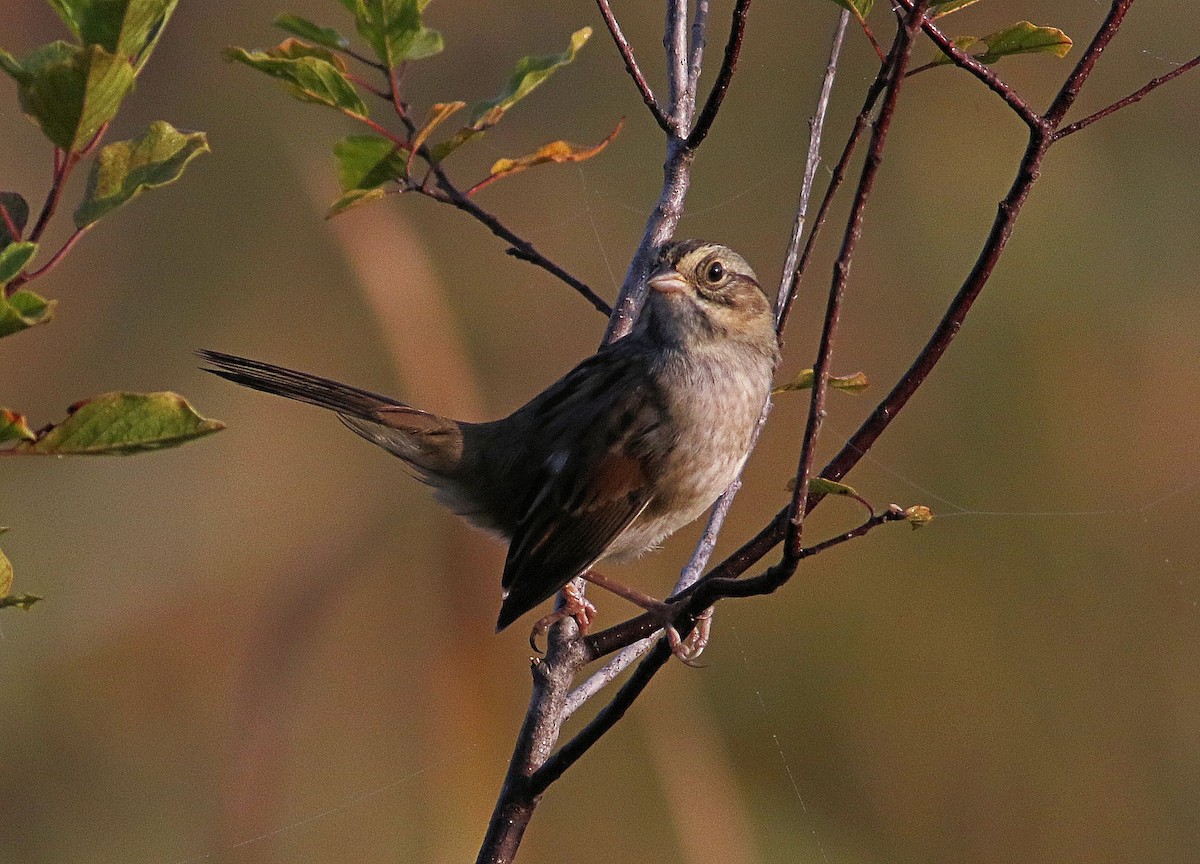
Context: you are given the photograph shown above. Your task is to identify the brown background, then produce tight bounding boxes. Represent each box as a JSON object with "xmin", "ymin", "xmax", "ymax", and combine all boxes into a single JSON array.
[{"xmin": 3, "ymin": 2, "xmax": 1198, "ymax": 862}]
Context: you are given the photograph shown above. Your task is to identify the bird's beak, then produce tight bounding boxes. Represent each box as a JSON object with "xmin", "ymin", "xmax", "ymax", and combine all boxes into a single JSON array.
[{"xmin": 648, "ymin": 269, "xmax": 690, "ymax": 296}]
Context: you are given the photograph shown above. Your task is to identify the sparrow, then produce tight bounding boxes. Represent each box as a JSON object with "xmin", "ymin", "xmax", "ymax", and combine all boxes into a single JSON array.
[{"xmin": 200, "ymin": 239, "xmax": 780, "ymax": 636}]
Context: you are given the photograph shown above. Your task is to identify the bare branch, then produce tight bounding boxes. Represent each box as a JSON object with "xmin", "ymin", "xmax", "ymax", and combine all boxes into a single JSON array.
[
  {"xmin": 687, "ymin": 0, "xmax": 753, "ymax": 148},
  {"xmin": 665, "ymin": 0, "xmax": 692, "ymax": 131},
  {"xmin": 1054, "ymin": 53, "xmax": 1200, "ymax": 139},
  {"xmin": 1045, "ymin": 0, "xmax": 1135, "ymax": 127},
  {"xmin": 418, "ymin": 185, "xmax": 612, "ymax": 315},
  {"xmin": 775, "ymin": 9, "xmax": 850, "ymax": 320},
  {"xmin": 533, "ymin": 641, "xmax": 673, "ymax": 795},
  {"xmin": 596, "ymin": 0, "xmax": 672, "ymax": 133},
  {"xmin": 563, "ymin": 634, "xmax": 657, "ymax": 720},
  {"xmin": 776, "ymin": 46, "xmax": 893, "ymax": 333},
  {"xmin": 688, "ymin": 0, "xmax": 711, "ymax": 96},
  {"xmin": 476, "ymin": 629, "xmax": 590, "ymax": 863}
]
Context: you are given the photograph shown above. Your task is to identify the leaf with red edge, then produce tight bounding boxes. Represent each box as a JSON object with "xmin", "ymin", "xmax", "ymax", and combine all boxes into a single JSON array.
[
  {"xmin": 0, "ymin": 409, "xmax": 37, "ymax": 444},
  {"xmin": 474, "ymin": 120, "xmax": 623, "ymax": 194}
]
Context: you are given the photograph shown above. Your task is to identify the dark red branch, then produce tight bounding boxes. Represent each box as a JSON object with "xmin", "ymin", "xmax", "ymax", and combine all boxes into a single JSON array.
[
  {"xmin": 686, "ymin": 0, "xmax": 752, "ymax": 148},
  {"xmin": 1045, "ymin": 0, "xmax": 1135, "ymax": 127},
  {"xmin": 596, "ymin": 0, "xmax": 672, "ymax": 133},
  {"xmin": 420, "ymin": 185, "xmax": 612, "ymax": 316},
  {"xmin": 899, "ymin": 3, "xmax": 1044, "ymax": 131},
  {"xmin": 27, "ymin": 152, "xmax": 72, "ymax": 246},
  {"xmin": 1054, "ymin": 53, "xmax": 1200, "ymax": 139},
  {"xmin": 6, "ymin": 227, "xmax": 88, "ymax": 292},
  {"xmin": 0, "ymin": 200, "xmax": 20, "ymax": 242}
]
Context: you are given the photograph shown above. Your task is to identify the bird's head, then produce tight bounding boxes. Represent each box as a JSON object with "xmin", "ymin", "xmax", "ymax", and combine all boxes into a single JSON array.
[{"xmin": 643, "ymin": 240, "xmax": 778, "ymax": 359}]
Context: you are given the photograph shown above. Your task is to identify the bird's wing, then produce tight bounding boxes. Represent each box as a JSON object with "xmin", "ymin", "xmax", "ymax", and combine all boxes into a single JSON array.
[
  {"xmin": 492, "ymin": 345, "xmax": 665, "ymax": 632},
  {"xmin": 495, "ymin": 444, "xmax": 653, "ymax": 632}
]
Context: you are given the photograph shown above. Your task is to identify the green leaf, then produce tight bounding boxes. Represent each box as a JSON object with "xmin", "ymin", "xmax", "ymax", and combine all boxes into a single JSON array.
[
  {"xmin": 809, "ymin": 477, "xmax": 859, "ymax": 498},
  {"xmin": 0, "ymin": 409, "xmax": 37, "ymax": 444},
  {"xmin": 431, "ymin": 27, "xmax": 591, "ymax": 162},
  {"xmin": 327, "ymin": 186, "xmax": 387, "ymax": 217},
  {"xmin": 930, "ymin": 22, "xmax": 1072, "ymax": 67},
  {"xmin": 929, "ymin": 35, "xmax": 981, "ymax": 67},
  {"xmin": 226, "ymin": 40, "xmax": 368, "ymax": 117},
  {"xmin": 931, "ymin": 0, "xmax": 982, "ymax": 16},
  {"xmin": 0, "ymin": 193, "xmax": 30, "ymax": 251},
  {"xmin": 347, "ymin": 0, "xmax": 443, "ymax": 67},
  {"xmin": 2, "ymin": 42, "xmax": 135, "ymax": 151},
  {"xmin": 0, "ymin": 289, "xmax": 56, "ymax": 338},
  {"xmin": 20, "ymin": 391, "xmax": 224, "ymax": 455},
  {"xmin": 273, "ymin": 13, "xmax": 351, "ymax": 50},
  {"xmin": 47, "ymin": 0, "xmax": 179, "ymax": 73},
  {"xmin": 467, "ymin": 27, "xmax": 590, "ymax": 128},
  {"xmin": 0, "ymin": 241, "xmax": 37, "ymax": 286},
  {"xmin": 333, "ymin": 134, "xmax": 408, "ymax": 191},
  {"xmin": 74, "ymin": 120, "xmax": 209, "ymax": 228},
  {"xmin": 830, "ymin": 0, "xmax": 874, "ymax": 23},
  {"xmin": 977, "ymin": 22, "xmax": 1072, "ymax": 64},
  {"xmin": 772, "ymin": 368, "xmax": 869, "ymax": 395}
]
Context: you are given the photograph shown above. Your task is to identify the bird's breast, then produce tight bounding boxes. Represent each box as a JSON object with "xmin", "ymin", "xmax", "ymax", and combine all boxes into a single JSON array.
[{"xmin": 607, "ymin": 346, "xmax": 772, "ymax": 560}]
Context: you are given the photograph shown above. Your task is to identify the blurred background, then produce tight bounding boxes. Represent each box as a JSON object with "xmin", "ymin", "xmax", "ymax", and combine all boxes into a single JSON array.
[{"xmin": 2, "ymin": 1, "xmax": 1198, "ymax": 862}]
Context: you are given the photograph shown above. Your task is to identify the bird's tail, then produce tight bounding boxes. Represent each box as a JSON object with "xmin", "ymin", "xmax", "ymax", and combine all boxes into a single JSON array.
[{"xmin": 198, "ymin": 349, "xmax": 465, "ymax": 476}]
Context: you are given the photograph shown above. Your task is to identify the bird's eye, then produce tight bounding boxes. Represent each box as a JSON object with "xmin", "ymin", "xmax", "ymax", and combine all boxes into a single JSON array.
[{"xmin": 704, "ymin": 260, "xmax": 725, "ymax": 283}]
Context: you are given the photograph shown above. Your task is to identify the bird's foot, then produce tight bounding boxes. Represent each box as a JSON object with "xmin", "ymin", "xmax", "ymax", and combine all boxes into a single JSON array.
[
  {"xmin": 580, "ymin": 569, "xmax": 713, "ymax": 665},
  {"xmin": 529, "ymin": 581, "xmax": 597, "ymax": 652},
  {"xmin": 664, "ymin": 605, "xmax": 713, "ymax": 666}
]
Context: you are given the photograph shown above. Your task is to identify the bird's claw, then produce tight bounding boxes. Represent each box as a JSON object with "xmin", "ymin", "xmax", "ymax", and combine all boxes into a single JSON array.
[
  {"xmin": 664, "ymin": 605, "xmax": 713, "ymax": 666},
  {"xmin": 529, "ymin": 584, "xmax": 597, "ymax": 653}
]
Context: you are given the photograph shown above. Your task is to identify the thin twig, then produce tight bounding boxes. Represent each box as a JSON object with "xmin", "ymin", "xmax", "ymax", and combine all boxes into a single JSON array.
[
  {"xmin": 27, "ymin": 152, "xmax": 71, "ymax": 246},
  {"xmin": 366, "ymin": 71, "xmax": 608, "ymax": 315},
  {"xmin": 418, "ymin": 186, "xmax": 612, "ymax": 315},
  {"xmin": 687, "ymin": 0, "xmax": 753, "ymax": 148},
  {"xmin": 1054, "ymin": 53, "xmax": 1200, "ymax": 139},
  {"xmin": 596, "ymin": 0, "xmax": 671, "ymax": 133},
  {"xmin": 776, "ymin": 9, "xmax": 850, "ymax": 321},
  {"xmin": 688, "ymin": 0, "xmax": 711, "ymax": 97},
  {"xmin": 6, "ymin": 227, "xmax": 89, "ymax": 291},
  {"xmin": 776, "ymin": 49, "xmax": 894, "ymax": 333},
  {"xmin": 0, "ymin": 200, "xmax": 20, "ymax": 242}
]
